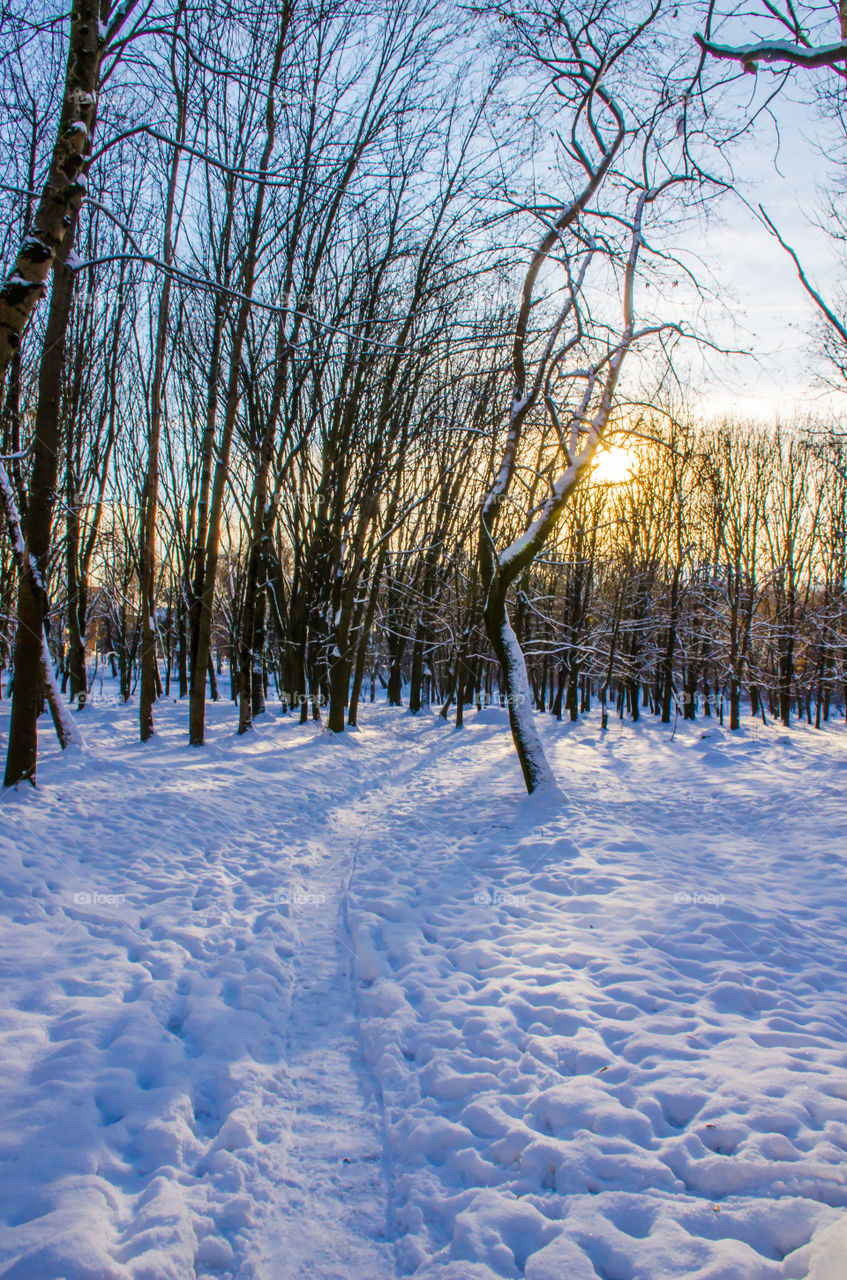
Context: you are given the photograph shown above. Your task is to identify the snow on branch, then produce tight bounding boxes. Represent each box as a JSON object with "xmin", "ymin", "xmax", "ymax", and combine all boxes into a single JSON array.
[{"xmin": 695, "ymin": 33, "xmax": 847, "ymax": 71}]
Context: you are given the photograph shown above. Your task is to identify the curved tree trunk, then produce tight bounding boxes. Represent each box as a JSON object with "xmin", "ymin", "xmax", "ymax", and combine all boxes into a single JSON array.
[{"xmin": 483, "ymin": 583, "xmax": 556, "ymax": 793}]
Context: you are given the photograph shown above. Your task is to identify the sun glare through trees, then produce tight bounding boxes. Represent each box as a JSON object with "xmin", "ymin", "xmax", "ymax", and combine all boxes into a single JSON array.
[{"xmin": 590, "ymin": 444, "xmax": 637, "ymax": 486}]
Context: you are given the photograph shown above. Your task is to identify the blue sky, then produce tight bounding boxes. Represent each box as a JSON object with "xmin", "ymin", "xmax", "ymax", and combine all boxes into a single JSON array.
[{"xmin": 685, "ymin": 78, "xmax": 846, "ymax": 420}]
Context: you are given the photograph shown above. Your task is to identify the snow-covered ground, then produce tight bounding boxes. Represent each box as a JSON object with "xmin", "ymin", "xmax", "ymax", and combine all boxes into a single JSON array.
[{"xmin": 1, "ymin": 692, "xmax": 847, "ymax": 1279}]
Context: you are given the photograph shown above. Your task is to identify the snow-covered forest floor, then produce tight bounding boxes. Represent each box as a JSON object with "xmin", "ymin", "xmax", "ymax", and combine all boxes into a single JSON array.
[{"xmin": 2, "ymin": 695, "xmax": 847, "ymax": 1280}]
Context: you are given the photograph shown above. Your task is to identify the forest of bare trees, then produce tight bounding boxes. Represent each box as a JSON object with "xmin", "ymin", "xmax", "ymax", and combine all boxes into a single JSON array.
[{"xmin": 2, "ymin": 0, "xmax": 846, "ymax": 791}]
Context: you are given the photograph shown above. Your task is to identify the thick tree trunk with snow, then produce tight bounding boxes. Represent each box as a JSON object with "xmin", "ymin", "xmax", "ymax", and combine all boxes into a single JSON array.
[
  {"xmin": 327, "ymin": 530, "xmax": 373, "ymax": 733},
  {"xmin": 327, "ymin": 651, "xmax": 350, "ymax": 733},
  {"xmin": 5, "ymin": 257, "xmax": 78, "ymax": 785},
  {"xmin": 483, "ymin": 583, "xmax": 557, "ymax": 793},
  {"xmin": 0, "ymin": 0, "xmax": 142, "ymax": 782},
  {"xmin": 40, "ymin": 631, "xmax": 83, "ymax": 754},
  {"xmin": 0, "ymin": 0, "xmax": 103, "ymax": 382},
  {"xmin": 348, "ymin": 559, "xmax": 387, "ymax": 728},
  {"xmin": 479, "ymin": 357, "xmax": 628, "ymax": 792}
]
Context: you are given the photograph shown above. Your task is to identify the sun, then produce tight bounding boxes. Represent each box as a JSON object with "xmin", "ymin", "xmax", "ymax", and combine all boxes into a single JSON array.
[{"xmin": 591, "ymin": 444, "xmax": 636, "ymax": 485}]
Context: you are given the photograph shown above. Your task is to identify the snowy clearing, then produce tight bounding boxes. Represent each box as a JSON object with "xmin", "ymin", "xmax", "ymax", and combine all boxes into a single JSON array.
[{"xmin": 2, "ymin": 696, "xmax": 847, "ymax": 1280}]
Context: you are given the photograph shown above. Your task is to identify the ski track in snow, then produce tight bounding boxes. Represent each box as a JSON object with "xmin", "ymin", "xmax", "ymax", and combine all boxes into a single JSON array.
[{"xmin": 2, "ymin": 694, "xmax": 847, "ymax": 1279}]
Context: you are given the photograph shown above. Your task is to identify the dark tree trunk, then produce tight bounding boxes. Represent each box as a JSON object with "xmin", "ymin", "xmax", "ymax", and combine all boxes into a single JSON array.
[
  {"xmin": 408, "ymin": 627, "xmax": 425, "ymax": 714},
  {"xmin": 4, "ymin": 258, "xmax": 76, "ymax": 785}
]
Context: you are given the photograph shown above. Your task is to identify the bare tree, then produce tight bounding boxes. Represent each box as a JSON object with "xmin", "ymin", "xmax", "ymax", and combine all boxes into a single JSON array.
[{"xmin": 478, "ymin": 4, "xmax": 698, "ymax": 792}]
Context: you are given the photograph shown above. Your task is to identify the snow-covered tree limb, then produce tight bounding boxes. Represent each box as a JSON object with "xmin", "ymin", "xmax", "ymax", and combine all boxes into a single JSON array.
[{"xmin": 695, "ymin": 33, "xmax": 847, "ymax": 71}]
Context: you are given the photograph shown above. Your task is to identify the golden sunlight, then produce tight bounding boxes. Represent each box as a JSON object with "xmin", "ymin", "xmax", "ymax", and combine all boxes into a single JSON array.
[{"xmin": 591, "ymin": 444, "xmax": 636, "ymax": 485}]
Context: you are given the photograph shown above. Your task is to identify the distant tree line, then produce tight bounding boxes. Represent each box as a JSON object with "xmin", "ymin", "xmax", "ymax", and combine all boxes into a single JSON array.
[{"xmin": 3, "ymin": 412, "xmax": 845, "ymax": 736}]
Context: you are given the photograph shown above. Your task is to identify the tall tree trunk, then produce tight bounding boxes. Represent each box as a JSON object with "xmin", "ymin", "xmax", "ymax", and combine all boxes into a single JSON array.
[
  {"xmin": 139, "ymin": 23, "xmax": 186, "ymax": 741},
  {"xmin": 189, "ymin": 7, "xmax": 292, "ymax": 746},
  {"xmin": 660, "ymin": 571, "xmax": 680, "ymax": 724},
  {"xmin": 189, "ymin": 290, "xmax": 227, "ymax": 684},
  {"xmin": 408, "ymin": 624, "xmax": 425, "ymax": 714},
  {"xmin": 4, "ymin": 257, "xmax": 77, "ymax": 784},
  {"xmin": 66, "ymin": 497, "xmax": 87, "ymax": 703},
  {"xmin": 239, "ymin": 496, "xmax": 271, "ymax": 733},
  {"xmin": 0, "ymin": 0, "xmax": 131, "ymax": 783}
]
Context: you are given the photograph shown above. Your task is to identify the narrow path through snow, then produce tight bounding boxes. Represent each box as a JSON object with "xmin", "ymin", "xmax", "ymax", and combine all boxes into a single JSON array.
[
  {"xmin": 253, "ymin": 819, "xmax": 395, "ymax": 1279},
  {"xmin": 0, "ymin": 703, "xmax": 415, "ymax": 1280}
]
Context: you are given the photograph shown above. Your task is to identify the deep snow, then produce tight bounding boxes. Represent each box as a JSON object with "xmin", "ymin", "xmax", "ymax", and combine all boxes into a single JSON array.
[{"xmin": 1, "ymin": 692, "xmax": 847, "ymax": 1279}]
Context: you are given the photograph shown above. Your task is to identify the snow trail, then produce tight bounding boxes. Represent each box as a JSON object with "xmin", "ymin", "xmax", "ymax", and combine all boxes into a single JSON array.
[
  {"xmin": 0, "ymin": 703, "xmax": 411, "ymax": 1279},
  {"xmin": 254, "ymin": 819, "xmax": 395, "ymax": 1279}
]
